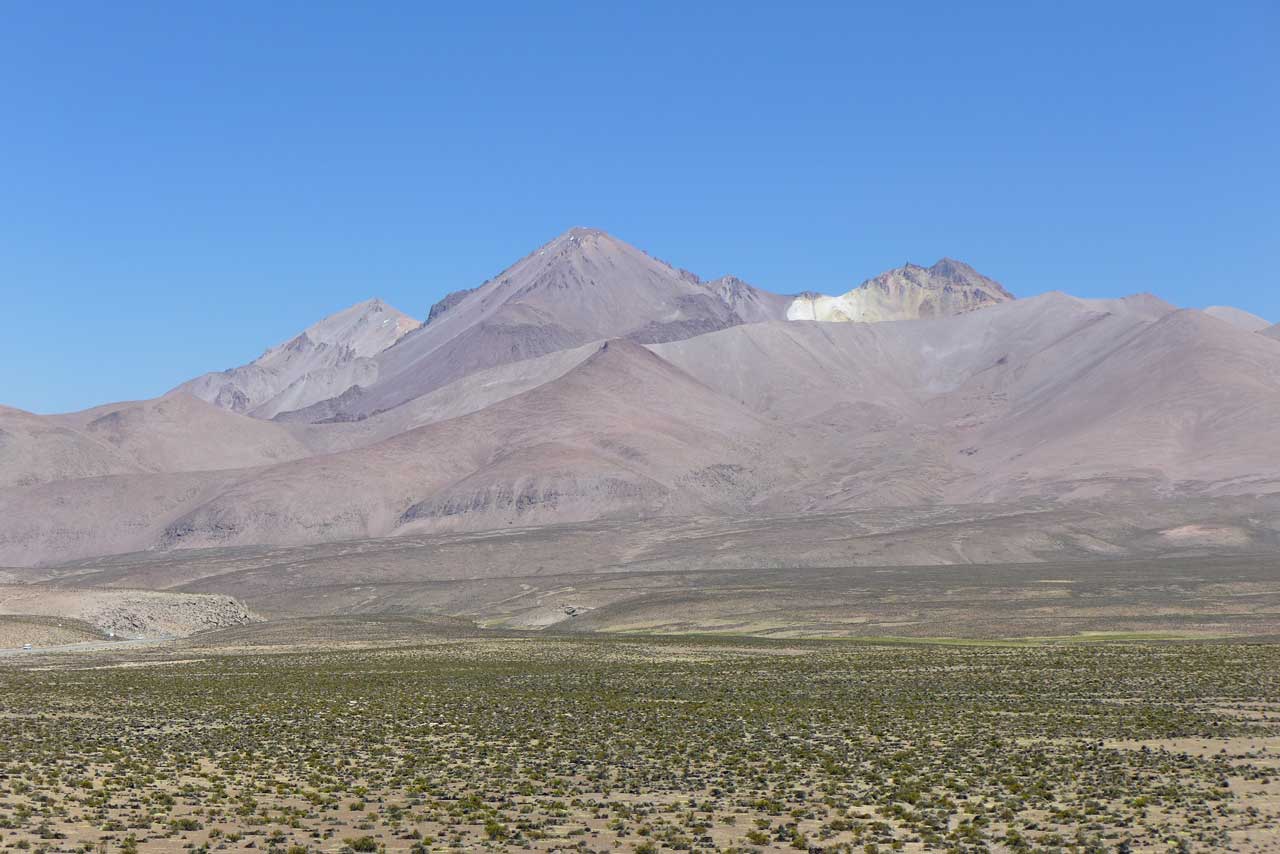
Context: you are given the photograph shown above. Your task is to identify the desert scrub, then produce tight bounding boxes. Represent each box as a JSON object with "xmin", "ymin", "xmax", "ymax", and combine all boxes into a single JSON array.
[{"xmin": 0, "ymin": 635, "xmax": 1276, "ymax": 850}]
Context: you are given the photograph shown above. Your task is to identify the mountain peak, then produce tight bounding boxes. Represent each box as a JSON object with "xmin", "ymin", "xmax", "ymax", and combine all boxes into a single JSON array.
[
  {"xmin": 175, "ymin": 298, "xmax": 420, "ymax": 416},
  {"xmin": 323, "ymin": 228, "xmax": 758, "ymax": 420},
  {"xmin": 882, "ymin": 257, "xmax": 1014, "ymax": 299},
  {"xmin": 298, "ymin": 298, "xmax": 420, "ymax": 352},
  {"xmin": 786, "ymin": 258, "xmax": 1014, "ymax": 323},
  {"xmin": 928, "ymin": 257, "xmax": 980, "ymax": 277},
  {"xmin": 706, "ymin": 275, "xmax": 794, "ymax": 324},
  {"xmin": 529, "ymin": 227, "xmax": 705, "ymax": 284},
  {"xmin": 540, "ymin": 226, "xmax": 623, "ymax": 253},
  {"xmin": 563, "ymin": 225, "xmax": 610, "ymax": 240},
  {"xmin": 506, "ymin": 227, "xmax": 645, "ymax": 276}
]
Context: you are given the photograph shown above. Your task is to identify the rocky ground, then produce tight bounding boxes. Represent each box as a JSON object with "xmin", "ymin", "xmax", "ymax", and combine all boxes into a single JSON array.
[{"xmin": 0, "ymin": 585, "xmax": 254, "ymax": 645}]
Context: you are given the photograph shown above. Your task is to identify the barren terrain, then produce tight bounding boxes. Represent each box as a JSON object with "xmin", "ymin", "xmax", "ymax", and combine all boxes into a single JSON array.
[
  {"xmin": 5, "ymin": 497, "xmax": 1274, "ymax": 642},
  {"xmin": 0, "ymin": 585, "xmax": 254, "ymax": 642},
  {"xmin": 5, "ymin": 230, "xmax": 1280, "ymax": 569}
]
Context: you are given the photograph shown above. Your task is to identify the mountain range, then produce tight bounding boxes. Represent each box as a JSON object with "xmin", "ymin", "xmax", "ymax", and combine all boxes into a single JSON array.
[{"xmin": 1, "ymin": 227, "xmax": 1277, "ymax": 570}]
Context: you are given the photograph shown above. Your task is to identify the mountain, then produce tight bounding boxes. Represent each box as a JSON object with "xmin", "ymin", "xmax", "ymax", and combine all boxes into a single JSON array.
[
  {"xmin": 188, "ymin": 340, "xmax": 781, "ymax": 544},
  {"xmin": 953, "ymin": 307, "xmax": 1280, "ymax": 500},
  {"xmin": 706, "ymin": 275, "xmax": 793, "ymax": 323},
  {"xmin": 1, "ymin": 393, "xmax": 315, "ymax": 492},
  {"xmin": 7, "ymin": 290, "xmax": 1280, "ymax": 568},
  {"xmin": 282, "ymin": 232, "xmax": 1006, "ymax": 424},
  {"xmin": 0, "ymin": 340, "xmax": 786, "ymax": 563},
  {"xmin": 655, "ymin": 291, "xmax": 1165, "ymax": 424},
  {"xmin": 176, "ymin": 298, "xmax": 420, "ymax": 418},
  {"xmin": 281, "ymin": 343, "xmax": 602, "ymax": 452},
  {"xmin": 654, "ymin": 292, "xmax": 1280, "ymax": 505},
  {"xmin": 1204, "ymin": 305, "xmax": 1271, "ymax": 332},
  {"xmin": 0, "ymin": 405, "xmax": 142, "ymax": 488},
  {"xmin": 289, "ymin": 229, "xmax": 783, "ymax": 422},
  {"xmin": 3, "ymin": 228, "xmax": 1279, "ymax": 570},
  {"xmin": 785, "ymin": 258, "xmax": 1014, "ymax": 322},
  {"xmin": 1071, "ymin": 293, "xmax": 1178, "ymax": 322},
  {"xmin": 1261, "ymin": 323, "xmax": 1280, "ymax": 341},
  {"xmin": 53, "ymin": 393, "xmax": 312, "ymax": 473}
]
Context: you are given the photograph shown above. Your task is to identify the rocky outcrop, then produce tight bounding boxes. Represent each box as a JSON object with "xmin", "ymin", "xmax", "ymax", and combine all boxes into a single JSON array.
[
  {"xmin": 426, "ymin": 287, "xmax": 478, "ymax": 324},
  {"xmin": 0, "ymin": 585, "xmax": 256, "ymax": 638}
]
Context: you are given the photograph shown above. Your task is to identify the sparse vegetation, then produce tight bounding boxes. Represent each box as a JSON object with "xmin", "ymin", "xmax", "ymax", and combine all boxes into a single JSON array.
[{"xmin": 0, "ymin": 632, "xmax": 1277, "ymax": 851}]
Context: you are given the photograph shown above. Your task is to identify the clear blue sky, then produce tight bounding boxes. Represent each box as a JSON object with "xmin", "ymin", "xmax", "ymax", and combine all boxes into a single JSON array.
[{"xmin": 2, "ymin": 1, "xmax": 1277, "ymax": 413}]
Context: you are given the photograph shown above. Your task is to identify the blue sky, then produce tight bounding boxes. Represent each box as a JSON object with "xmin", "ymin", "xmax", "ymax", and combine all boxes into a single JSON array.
[{"xmin": 2, "ymin": 1, "xmax": 1277, "ymax": 413}]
